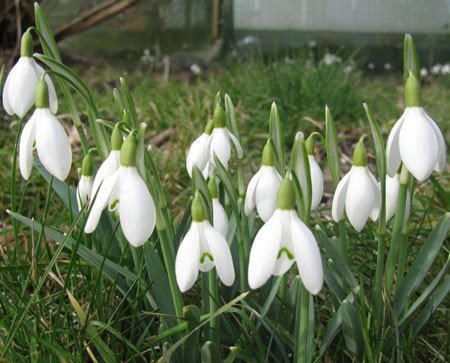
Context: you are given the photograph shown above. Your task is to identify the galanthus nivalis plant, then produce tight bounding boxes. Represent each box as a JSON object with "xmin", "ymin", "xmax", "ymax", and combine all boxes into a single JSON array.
[
  {"xmin": 248, "ymin": 175, "xmax": 323, "ymax": 295},
  {"xmin": 3, "ymin": 31, "xmax": 57, "ymax": 118},
  {"xmin": 186, "ymin": 119, "xmax": 213, "ymax": 178},
  {"xmin": 4, "ymin": 9, "xmax": 449, "ymax": 361},
  {"xmin": 84, "ymin": 132, "xmax": 156, "ymax": 247},
  {"xmin": 19, "ymin": 78, "xmax": 72, "ymax": 181},
  {"xmin": 207, "ymin": 104, "xmax": 243, "ymax": 173},
  {"xmin": 77, "ymin": 152, "xmax": 94, "ymax": 211},
  {"xmin": 244, "ymin": 139, "xmax": 282, "ymax": 222},
  {"xmin": 332, "ymin": 138, "xmax": 380, "ymax": 232},
  {"xmin": 386, "ymin": 71, "xmax": 446, "ymax": 182},
  {"xmin": 175, "ymin": 192, "xmax": 235, "ymax": 292}
]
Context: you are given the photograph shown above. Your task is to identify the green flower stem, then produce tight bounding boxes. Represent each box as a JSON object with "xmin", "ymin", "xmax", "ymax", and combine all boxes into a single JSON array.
[
  {"xmin": 11, "ymin": 117, "xmax": 25, "ymax": 262},
  {"xmin": 238, "ymin": 237, "xmax": 247, "ymax": 292},
  {"xmin": 338, "ymin": 220, "xmax": 348, "ymax": 262},
  {"xmin": 209, "ymin": 269, "xmax": 219, "ymax": 348},
  {"xmin": 156, "ymin": 226, "xmax": 184, "ymax": 318},
  {"xmin": 385, "ymin": 166, "xmax": 410, "ymax": 297},
  {"xmin": 395, "ymin": 229, "xmax": 409, "ymax": 287},
  {"xmin": 295, "ymin": 283, "xmax": 310, "ymax": 363}
]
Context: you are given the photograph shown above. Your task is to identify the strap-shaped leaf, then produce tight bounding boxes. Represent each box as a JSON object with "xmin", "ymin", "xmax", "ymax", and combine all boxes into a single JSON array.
[
  {"xmin": 120, "ymin": 77, "xmax": 139, "ymax": 129},
  {"xmin": 269, "ymin": 102, "xmax": 285, "ymax": 174},
  {"xmin": 225, "ymin": 93, "xmax": 241, "ymax": 143},
  {"xmin": 394, "ymin": 212, "xmax": 450, "ymax": 316},
  {"xmin": 34, "ymin": 3, "xmax": 61, "ymax": 61},
  {"xmin": 403, "ymin": 34, "xmax": 421, "ymax": 83},
  {"xmin": 341, "ymin": 300, "xmax": 363, "ymax": 358},
  {"xmin": 325, "ymin": 106, "xmax": 340, "ymax": 188},
  {"xmin": 183, "ymin": 305, "xmax": 201, "ymax": 362}
]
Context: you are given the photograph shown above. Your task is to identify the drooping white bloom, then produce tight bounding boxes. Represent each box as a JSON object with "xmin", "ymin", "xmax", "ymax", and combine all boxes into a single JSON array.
[
  {"xmin": 386, "ymin": 107, "xmax": 446, "ymax": 182},
  {"xmin": 2, "ymin": 32, "xmax": 57, "ymax": 117},
  {"xmin": 77, "ymin": 175, "xmax": 94, "ymax": 211},
  {"xmin": 245, "ymin": 140, "xmax": 282, "ymax": 222},
  {"xmin": 245, "ymin": 166, "xmax": 282, "ymax": 222},
  {"xmin": 248, "ymin": 177, "xmax": 323, "ymax": 295},
  {"xmin": 308, "ymin": 155, "xmax": 324, "ymax": 211},
  {"xmin": 332, "ymin": 166, "xmax": 381, "ymax": 232},
  {"xmin": 186, "ymin": 133, "xmax": 210, "ymax": 177},
  {"xmin": 385, "ymin": 174, "xmax": 411, "ymax": 223},
  {"xmin": 19, "ymin": 80, "xmax": 71, "ymax": 181},
  {"xmin": 91, "ymin": 125, "xmax": 123, "ymax": 199},
  {"xmin": 175, "ymin": 195, "xmax": 235, "ymax": 292},
  {"xmin": 212, "ymin": 198, "xmax": 228, "ymax": 237},
  {"xmin": 84, "ymin": 135, "xmax": 155, "ymax": 247},
  {"xmin": 207, "ymin": 105, "xmax": 242, "ymax": 173}
]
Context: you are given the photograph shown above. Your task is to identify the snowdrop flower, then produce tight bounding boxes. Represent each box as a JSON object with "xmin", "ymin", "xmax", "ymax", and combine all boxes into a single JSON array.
[
  {"xmin": 420, "ymin": 68, "xmax": 428, "ymax": 77},
  {"xmin": 91, "ymin": 124, "xmax": 123, "ymax": 199},
  {"xmin": 175, "ymin": 192, "xmax": 235, "ymax": 292},
  {"xmin": 385, "ymin": 174, "xmax": 411, "ymax": 223},
  {"xmin": 305, "ymin": 135, "xmax": 324, "ymax": 211},
  {"xmin": 441, "ymin": 63, "xmax": 450, "ymax": 75},
  {"xmin": 244, "ymin": 140, "xmax": 282, "ymax": 222},
  {"xmin": 332, "ymin": 139, "xmax": 380, "ymax": 232},
  {"xmin": 3, "ymin": 31, "xmax": 57, "ymax": 117},
  {"xmin": 186, "ymin": 120, "xmax": 213, "ymax": 178},
  {"xmin": 430, "ymin": 64, "xmax": 442, "ymax": 76},
  {"xmin": 77, "ymin": 152, "xmax": 94, "ymax": 211},
  {"xmin": 207, "ymin": 104, "xmax": 243, "ymax": 173},
  {"xmin": 386, "ymin": 73, "xmax": 446, "ymax": 181},
  {"xmin": 85, "ymin": 132, "xmax": 156, "ymax": 247},
  {"xmin": 208, "ymin": 177, "xmax": 228, "ymax": 237},
  {"xmin": 19, "ymin": 79, "xmax": 71, "ymax": 181},
  {"xmin": 248, "ymin": 175, "xmax": 323, "ymax": 295}
]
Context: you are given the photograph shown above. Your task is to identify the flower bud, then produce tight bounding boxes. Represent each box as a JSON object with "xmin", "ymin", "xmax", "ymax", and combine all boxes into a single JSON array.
[
  {"xmin": 213, "ymin": 105, "xmax": 226, "ymax": 128},
  {"xmin": 81, "ymin": 153, "xmax": 94, "ymax": 176},
  {"xmin": 35, "ymin": 79, "xmax": 50, "ymax": 109},
  {"xmin": 276, "ymin": 174, "xmax": 295, "ymax": 210},
  {"xmin": 261, "ymin": 139, "xmax": 275, "ymax": 166},
  {"xmin": 21, "ymin": 31, "xmax": 33, "ymax": 58},
  {"xmin": 352, "ymin": 139, "xmax": 367, "ymax": 167},
  {"xmin": 120, "ymin": 131, "xmax": 137, "ymax": 167},
  {"xmin": 111, "ymin": 124, "xmax": 123, "ymax": 151},
  {"xmin": 191, "ymin": 192, "xmax": 206, "ymax": 222}
]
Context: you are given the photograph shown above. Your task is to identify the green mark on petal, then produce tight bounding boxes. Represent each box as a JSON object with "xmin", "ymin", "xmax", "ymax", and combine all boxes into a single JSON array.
[
  {"xmin": 277, "ymin": 247, "xmax": 294, "ymax": 260},
  {"xmin": 110, "ymin": 199, "xmax": 119, "ymax": 210},
  {"xmin": 200, "ymin": 252, "xmax": 214, "ymax": 264}
]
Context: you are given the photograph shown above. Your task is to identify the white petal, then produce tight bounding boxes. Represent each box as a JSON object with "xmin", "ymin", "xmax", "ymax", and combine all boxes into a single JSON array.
[
  {"xmin": 203, "ymin": 221, "xmax": 235, "ymax": 286},
  {"xmin": 273, "ymin": 210, "xmax": 295, "ymax": 275},
  {"xmin": 186, "ymin": 133, "xmax": 209, "ymax": 178},
  {"xmin": 33, "ymin": 62, "xmax": 58, "ymax": 114},
  {"xmin": 212, "ymin": 198, "xmax": 228, "ymax": 237},
  {"xmin": 228, "ymin": 131, "xmax": 243, "ymax": 158},
  {"xmin": 118, "ymin": 167, "xmax": 156, "ymax": 247},
  {"xmin": 386, "ymin": 112, "xmax": 405, "ymax": 177},
  {"xmin": 77, "ymin": 175, "xmax": 93, "ymax": 211},
  {"xmin": 290, "ymin": 211, "xmax": 323, "ymax": 295},
  {"xmin": 248, "ymin": 210, "xmax": 282, "ymax": 289},
  {"xmin": 385, "ymin": 174, "xmax": 400, "ymax": 222},
  {"xmin": 331, "ymin": 169, "xmax": 352, "ymax": 222},
  {"xmin": 35, "ymin": 108, "xmax": 72, "ymax": 181},
  {"xmin": 208, "ymin": 128, "xmax": 231, "ymax": 169},
  {"xmin": 255, "ymin": 166, "xmax": 282, "ymax": 222},
  {"xmin": 197, "ymin": 222, "xmax": 215, "ymax": 273},
  {"xmin": 18, "ymin": 113, "xmax": 37, "ymax": 180},
  {"xmin": 84, "ymin": 170, "xmax": 120, "ymax": 233},
  {"xmin": 345, "ymin": 167, "xmax": 374, "ymax": 232},
  {"xmin": 399, "ymin": 107, "xmax": 439, "ymax": 182},
  {"xmin": 244, "ymin": 169, "xmax": 262, "ymax": 215},
  {"xmin": 91, "ymin": 150, "xmax": 120, "ymax": 199},
  {"xmin": 2, "ymin": 65, "xmax": 14, "ymax": 115},
  {"xmin": 4, "ymin": 57, "xmax": 40, "ymax": 117},
  {"xmin": 308, "ymin": 155, "xmax": 324, "ymax": 211},
  {"xmin": 175, "ymin": 225, "xmax": 200, "ymax": 292},
  {"xmin": 368, "ymin": 169, "xmax": 381, "ymax": 221},
  {"xmin": 422, "ymin": 109, "xmax": 446, "ymax": 173}
]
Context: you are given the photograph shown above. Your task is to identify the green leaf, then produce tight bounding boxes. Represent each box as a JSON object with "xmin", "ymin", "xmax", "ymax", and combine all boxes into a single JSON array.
[
  {"xmin": 34, "ymin": 3, "xmax": 61, "ymax": 61},
  {"xmin": 319, "ymin": 305, "xmax": 342, "ymax": 356},
  {"xmin": 316, "ymin": 229, "xmax": 359, "ymax": 290},
  {"xmin": 323, "ymin": 263, "xmax": 346, "ymax": 303},
  {"xmin": 225, "ymin": 93, "xmax": 241, "ymax": 143},
  {"xmin": 0, "ymin": 65, "xmax": 5, "ymax": 93},
  {"xmin": 120, "ymin": 77, "xmax": 139, "ymax": 129},
  {"xmin": 429, "ymin": 175, "xmax": 450, "ymax": 210},
  {"xmin": 413, "ymin": 274, "xmax": 450, "ymax": 337},
  {"xmin": 269, "ymin": 102, "xmax": 285, "ymax": 174},
  {"xmin": 341, "ymin": 300, "xmax": 363, "ymax": 358},
  {"xmin": 325, "ymin": 106, "xmax": 340, "ymax": 188},
  {"xmin": 403, "ymin": 34, "xmax": 421, "ymax": 83},
  {"xmin": 394, "ymin": 213, "xmax": 450, "ymax": 316},
  {"xmin": 183, "ymin": 305, "xmax": 201, "ymax": 362},
  {"xmin": 201, "ymin": 341, "xmax": 221, "ymax": 362}
]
